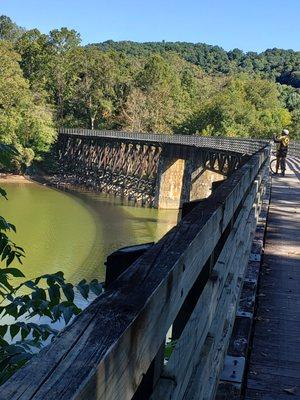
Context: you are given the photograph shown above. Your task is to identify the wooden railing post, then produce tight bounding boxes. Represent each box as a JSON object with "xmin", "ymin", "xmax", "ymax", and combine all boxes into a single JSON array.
[
  {"xmin": 132, "ymin": 343, "xmax": 165, "ymax": 400},
  {"xmin": 0, "ymin": 147, "xmax": 270, "ymax": 400}
]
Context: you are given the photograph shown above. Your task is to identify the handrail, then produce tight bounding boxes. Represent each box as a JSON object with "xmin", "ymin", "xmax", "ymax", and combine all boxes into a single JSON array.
[
  {"xmin": 271, "ymin": 140, "xmax": 300, "ymax": 157},
  {"xmin": 58, "ymin": 128, "xmax": 270, "ymax": 156},
  {"xmin": 0, "ymin": 145, "xmax": 270, "ymax": 400},
  {"xmin": 288, "ymin": 141, "xmax": 300, "ymax": 157}
]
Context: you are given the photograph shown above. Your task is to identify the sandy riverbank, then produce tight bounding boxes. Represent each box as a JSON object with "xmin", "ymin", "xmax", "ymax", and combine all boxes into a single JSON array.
[{"xmin": 0, "ymin": 174, "xmax": 31, "ymax": 183}]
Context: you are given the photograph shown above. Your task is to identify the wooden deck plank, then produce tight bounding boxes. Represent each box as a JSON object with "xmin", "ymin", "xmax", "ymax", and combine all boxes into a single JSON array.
[
  {"xmin": 250, "ymin": 357, "xmax": 300, "ymax": 372},
  {"xmin": 253, "ymin": 330, "xmax": 300, "ymax": 344},
  {"xmin": 245, "ymin": 158, "xmax": 300, "ymax": 399},
  {"xmin": 247, "ymin": 373, "xmax": 300, "ymax": 392},
  {"xmin": 245, "ymin": 388, "xmax": 298, "ymax": 400},
  {"xmin": 249, "ymin": 340, "xmax": 300, "ymax": 362},
  {"xmin": 249, "ymin": 364, "xmax": 300, "ymax": 380}
]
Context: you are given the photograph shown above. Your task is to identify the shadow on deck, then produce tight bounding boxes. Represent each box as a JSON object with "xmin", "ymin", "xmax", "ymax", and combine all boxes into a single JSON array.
[{"xmin": 245, "ymin": 157, "xmax": 300, "ymax": 399}]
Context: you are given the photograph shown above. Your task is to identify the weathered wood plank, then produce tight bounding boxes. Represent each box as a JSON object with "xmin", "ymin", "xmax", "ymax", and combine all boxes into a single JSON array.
[
  {"xmin": 0, "ymin": 150, "xmax": 269, "ymax": 400},
  {"xmin": 247, "ymin": 372, "xmax": 300, "ymax": 393},
  {"xmin": 245, "ymin": 388, "xmax": 298, "ymax": 400},
  {"xmin": 151, "ymin": 175, "xmax": 264, "ymax": 399},
  {"xmin": 245, "ymin": 161, "xmax": 300, "ymax": 399},
  {"xmin": 249, "ymin": 364, "xmax": 300, "ymax": 380},
  {"xmin": 187, "ymin": 215, "xmax": 257, "ymax": 400}
]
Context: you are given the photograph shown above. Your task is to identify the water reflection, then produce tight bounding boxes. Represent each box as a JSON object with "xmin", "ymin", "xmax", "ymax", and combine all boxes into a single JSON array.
[{"xmin": 0, "ymin": 181, "xmax": 179, "ymax": 285}]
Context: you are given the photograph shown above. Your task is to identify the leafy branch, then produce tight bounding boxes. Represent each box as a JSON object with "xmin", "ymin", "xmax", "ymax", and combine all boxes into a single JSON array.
[{"xmin": 0, "ymin": 159, "xmax": 103, "ymax": 383}]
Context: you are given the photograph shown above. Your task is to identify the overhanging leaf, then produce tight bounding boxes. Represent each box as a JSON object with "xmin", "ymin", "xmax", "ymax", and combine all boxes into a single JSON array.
[
  {"xmin": 62, "ymin": 283, "xmax": 74, "ymax": 302},
  {"xmin": 0, "ymin": 325, "xmax": 8, "ymax": 338},
  {"xmin": 10, "ymin": 324, "xmax": 20, "ymax": 340}
]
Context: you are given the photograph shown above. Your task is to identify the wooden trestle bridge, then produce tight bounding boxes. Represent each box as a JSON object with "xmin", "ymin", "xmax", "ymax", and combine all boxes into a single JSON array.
[
  {"xmin": 0, "ymin": 130, "xmax": 299, "ymax": 400},
  {"xmin": 55, "ymin": 128, "xmax": 264, "ymax": 208}
]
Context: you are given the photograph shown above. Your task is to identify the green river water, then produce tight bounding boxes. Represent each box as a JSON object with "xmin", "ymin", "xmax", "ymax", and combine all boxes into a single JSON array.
[{"xmin": 1, "ymin": 181, "xmax": 179, "ymax": 285}]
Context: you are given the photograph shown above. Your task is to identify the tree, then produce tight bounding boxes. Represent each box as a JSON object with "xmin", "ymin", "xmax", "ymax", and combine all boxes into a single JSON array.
[
  {"xmin": 48, "ymin": 28, "xmax": 81, "ymax": 54},
  {"xmin": 279, "ymin": 84, "xmax": 300, "ymax": 111},
  {"xmin": 290, "ymin": 110, "xmax": 300, "ymax": 139},
  {"xmin": 15, "ymin": 29, "xmax": 51, "ymax": 93},
  {"xmin": 121, "ymin": 54, "xmax": 192, "ymax": 133},
  {"xmin": 0, "ymin": 41, "xmax": 56, "ymax": 170},
  {"xmin": 0, "ymin": 15, "xmax": 25, "ymax": 43},
  {"xmin": 45, "ymin": 28, "xmax": 81, "ymax": 123},
  {"xmin": 178, "ymin": 75, "xmax": 291, "ymax": 138},
  {"xmin": 94, "ymin": 41, "xmax": 300, "ymax": 88},
  {"xmin": 70, "ymin": 47, "xmax": 117, "ymax": 129},
  {"xmin": 1, "ymin": 15, "xmax": 299, "ymax": 141},
  {"xmin": 278, "ymin": 84, "xmax": 300, "ymax": 138}
]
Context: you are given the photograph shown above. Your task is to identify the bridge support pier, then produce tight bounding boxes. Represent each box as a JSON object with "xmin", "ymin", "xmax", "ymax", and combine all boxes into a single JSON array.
[
  {"xmin": 154, "ymin": 150, "xmax": 225, "ymax": 209},
  {"xmin": 154, "ymin": 156, "xmax": 187, "ymax": 209},
  {"xmin": 190, "ymin": 169, "xmax": 225, "ymax": 201}
]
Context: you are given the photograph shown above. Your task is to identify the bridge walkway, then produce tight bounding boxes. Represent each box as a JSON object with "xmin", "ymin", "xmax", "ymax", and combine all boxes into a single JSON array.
[{"xmin": 245, "ymin": 157, "xmax": 300, "ymax": 399}]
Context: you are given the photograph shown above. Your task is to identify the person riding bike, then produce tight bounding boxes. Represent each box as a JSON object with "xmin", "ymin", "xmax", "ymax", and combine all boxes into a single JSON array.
[{"xmin": 273, "ymin": 129, "xmax": 289, "ymax": 176}]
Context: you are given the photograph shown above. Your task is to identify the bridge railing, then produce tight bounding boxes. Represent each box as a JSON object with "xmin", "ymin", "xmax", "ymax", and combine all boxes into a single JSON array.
[
  {"xmin": 0, "ymin": 143, "xmax": 270, "ymax": 400},
  {"xmin": 288, "ymin": 141, "xmax": 300, "ymax": 157},
  {"xmin": 271, "ymin": 140, "xmax": 300, "ymax": 157},
  {"xmin": 58, "ymin": 128, "xmax": 269, "ymax": 155}
]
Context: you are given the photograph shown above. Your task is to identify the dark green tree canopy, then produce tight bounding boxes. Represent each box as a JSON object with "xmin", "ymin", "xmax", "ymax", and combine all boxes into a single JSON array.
[
  {"xmin": 0, "ymin": 41, "xmax": 56, "ymax": 170},
  {"xmin": 93, "ymin": 41, "xmax": 300, "ymax": 89},
  {"xmin": 0, "ymin": 14, "xmax": 299, "ymax": 152},
  {"xmin": 0, "ymin": 15, "xmax": 25, "ymax": 42}
]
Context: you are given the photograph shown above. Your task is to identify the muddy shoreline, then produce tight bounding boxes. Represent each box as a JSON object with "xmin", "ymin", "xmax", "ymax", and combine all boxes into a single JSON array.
[
  {"xmin": 0, "ymin": 172, "xmax": 146, "ymax": 209},
  {"xmin": 0, "ymin": 172, "xmax": 84, "ymax": 190},
  {"xmin": 0, "ymin": 173, "xmax": 32, "ymax": 183}
]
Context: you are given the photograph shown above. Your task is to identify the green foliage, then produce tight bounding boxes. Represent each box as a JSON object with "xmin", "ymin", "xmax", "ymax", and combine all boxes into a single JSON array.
[
  {"xmin": 279, "ymin": 85, "xmax": 300, "ymax": 112},
  {"xmin": 48, "ymin": 28, "xmax": 81, "ymax": 53},
  {"xmin": 120, "ymin": 54, "xmax": 189, "ymax": 132},
  {"xmin": 0, "ymin": 12, "xmax": 298, "ymax": 386},
  {"xmin": 0, "ymin": 144, "xmax": 19, "ymax": 170},
  {"xmin": 0, "ymin": 16, "xmax": 25, "ymax": 43},
  {"xmin": 0, "ymin": 41, "xmax": 56, "ymax": 171},
  {"xmin": 0, "ymin": 228, "xmax": 103, "ymax": 384},
  {"xmin": 67, "ymin": 46, "xmax": 117, "ymax": 129},
  {"xmin": 176, "ymin": 75, "xmax": 291, "ymax": 137},
  {"xmin": 278, "ymin": 70, "xmax": 300, "ymax": 89},
  {"xmin": 0, "ymin": 266, "xmax": 102, "ymax": 383},
  {"xmin": 94, "ymin": 41, "xmax": 300, "ymax": 87},
  {"xmin": 15, "ymin": 29, "xmax": 51, "ymax": 90},
  {"xmin": 290, "ymin": 110, "xmax": 300, "ymax": 140},
  {"xmin": 278, "ymin": 85, "xmax": 300, "ymax": 139},
  {"xmin": 164, "ymin": 339, "xmax": 177, "ymax": 361},
  {"xmin": 0, "ymin": 150, "xmax": 103, "ymax": 382},
  {"xmin": 1, "ymin": 14, "xmax": 299, "ymax": 155}
]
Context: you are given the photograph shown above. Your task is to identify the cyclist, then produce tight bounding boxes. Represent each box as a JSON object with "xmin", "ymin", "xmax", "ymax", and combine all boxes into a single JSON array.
[{"xmin": 273, "ymin": 129, "xmax": 290, "ymax": 176}]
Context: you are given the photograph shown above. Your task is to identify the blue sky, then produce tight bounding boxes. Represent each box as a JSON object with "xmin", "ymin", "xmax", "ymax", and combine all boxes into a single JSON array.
[{"xmin": 1, "ymin": 0, "xmax": 299, "ymax": 52}]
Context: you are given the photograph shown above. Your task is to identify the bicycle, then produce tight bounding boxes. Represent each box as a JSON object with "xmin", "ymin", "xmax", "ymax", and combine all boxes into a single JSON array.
[{"xmin": 270, "ymin": 151, "xmax": 287, "ymax": 176}]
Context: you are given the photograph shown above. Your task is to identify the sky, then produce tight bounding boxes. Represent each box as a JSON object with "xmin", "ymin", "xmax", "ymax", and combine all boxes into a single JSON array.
[{"xmin": 1, "ymin": 0, "xmax": 299, "ymax": 52}]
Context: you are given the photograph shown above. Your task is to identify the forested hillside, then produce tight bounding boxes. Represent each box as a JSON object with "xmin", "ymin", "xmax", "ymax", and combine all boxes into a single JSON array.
[
  {"xmin": 94, "ymin": 41, "xmax": 300, "ymax": 88},
  {"xmin": 0, "ymin": 15, "xmax": 299, "ymax": 169}
]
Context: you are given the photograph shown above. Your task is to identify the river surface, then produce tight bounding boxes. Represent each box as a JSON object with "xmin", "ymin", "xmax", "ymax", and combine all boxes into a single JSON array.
[{"xmin": 0, "ymin": 181, "xmax": 179, "ymax": 285}]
